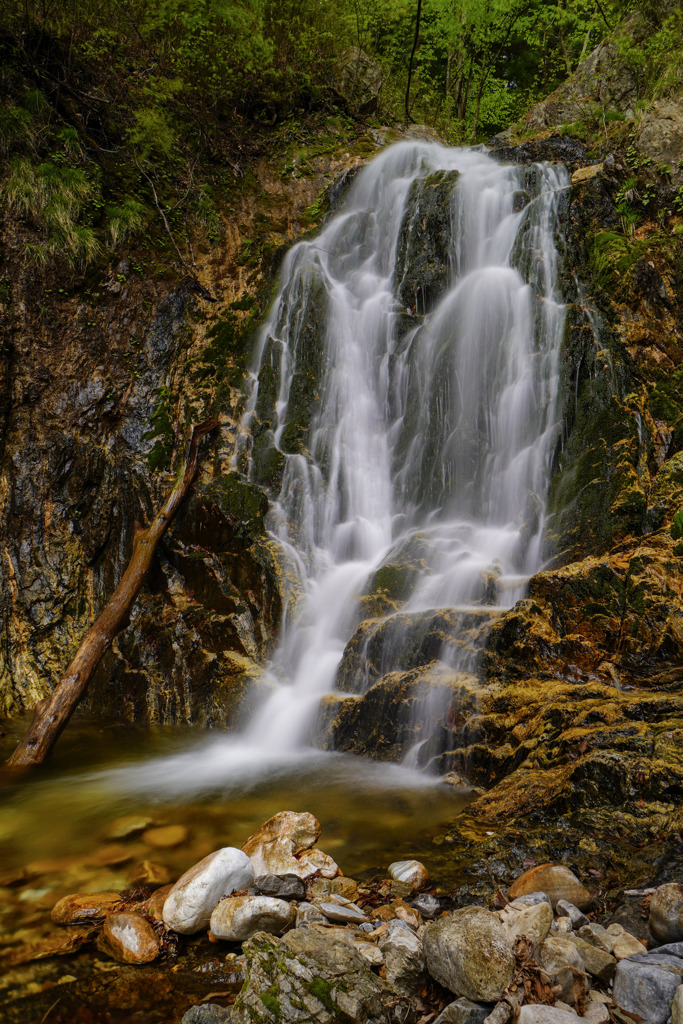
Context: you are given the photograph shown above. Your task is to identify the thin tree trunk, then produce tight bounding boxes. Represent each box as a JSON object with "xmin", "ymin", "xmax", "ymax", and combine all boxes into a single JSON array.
[
  {"xmin": 5, "ymin": 418, "xmax": 218, "ymax": 769},
  {"xmin": 404, "ymin": 0, "xmax": 423, "ymax": 122}
]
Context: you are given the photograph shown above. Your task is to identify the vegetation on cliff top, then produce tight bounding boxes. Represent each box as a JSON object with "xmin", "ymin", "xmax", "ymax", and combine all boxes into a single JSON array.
[{"xmin": 2, "ymin": 0, "xmax": 674, "ymax": 278}]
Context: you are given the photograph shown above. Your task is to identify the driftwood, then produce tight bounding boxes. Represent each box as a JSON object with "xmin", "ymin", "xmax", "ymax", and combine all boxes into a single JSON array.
[{"xmin": 6, "ymin": 418, "xmax": 218, "ymax": 769}]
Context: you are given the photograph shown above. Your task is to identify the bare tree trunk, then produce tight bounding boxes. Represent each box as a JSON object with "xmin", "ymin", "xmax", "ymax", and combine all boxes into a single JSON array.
[{"xmin": 5, "ymin": 418, "xmax": 218, "ymax": 769}]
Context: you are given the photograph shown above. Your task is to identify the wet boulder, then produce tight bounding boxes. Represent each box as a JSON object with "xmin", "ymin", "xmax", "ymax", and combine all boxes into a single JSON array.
[
  {"xmin": 162, "ymin": 847, "xmax": 255, "ymax": 935},
  {"xmin": 242, "ymin": 811, "xmax": 339, "ymax": 880},
  {"xmin": 97, "ymin": 911, "xmax": 160, "ymax": 964}
]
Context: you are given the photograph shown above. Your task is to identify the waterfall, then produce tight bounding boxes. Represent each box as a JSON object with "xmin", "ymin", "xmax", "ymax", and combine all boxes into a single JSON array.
[{"xmin": 235, "ymin": 141, "xmax": 568, "ymax": 758}]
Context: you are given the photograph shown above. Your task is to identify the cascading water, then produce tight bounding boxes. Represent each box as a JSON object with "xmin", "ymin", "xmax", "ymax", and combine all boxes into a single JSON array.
[
  {"xmin": 74, "ymin": 140, "xmax": 568, "ymax": 799},
  {"xmin": 233, "ymin": 141, "xmax": 568, "ymax": 761},
  {"xmin": 0, "ymin": 142, "xmax": 573, "ymax": 904}
]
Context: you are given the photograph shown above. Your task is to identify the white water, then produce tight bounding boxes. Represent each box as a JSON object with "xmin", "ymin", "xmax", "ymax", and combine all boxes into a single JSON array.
[
  {"xmin": 94, "ymin": 141, "xmax": 569, "ymax": 799},
  {"xmin": 234, "ymin": 141, "xmax": 568, "ymax": 756}
]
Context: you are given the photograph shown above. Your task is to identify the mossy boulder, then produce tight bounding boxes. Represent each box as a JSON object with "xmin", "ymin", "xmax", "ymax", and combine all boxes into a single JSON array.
[{"xmin": 232, "ymin": 926, "xmax": 410, "ymax": 1024}]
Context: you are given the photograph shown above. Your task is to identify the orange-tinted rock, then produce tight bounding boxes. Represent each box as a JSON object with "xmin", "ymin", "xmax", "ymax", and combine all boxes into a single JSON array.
[
  {"xmin": 508, "ymin": 864, "xmax": 593, "ymax": 911},
  {"xmin": 144, "ymin": 884, "xmax": 174, "ymax": 921},
  {"xmin": 243, "ymin": 811, "xmax": 339, "ymax": 879},
  {"xmin": 51, "ymin": 891, "xmax": 122, "ymax": 924},
  {"xmin": 243, "ymin": 811, "xmax": 321, "ymax": 857},
  {"xmin": 97, "ymin": 912, "xmax": 160, "ymax": 964},
  {"xmin": 142, "ymin": 825, "xmax": 189, "ymax": 849}
]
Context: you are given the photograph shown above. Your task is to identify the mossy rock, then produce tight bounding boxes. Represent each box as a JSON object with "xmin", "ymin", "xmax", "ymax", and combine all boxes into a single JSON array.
[{"xmin": 394, "ymin": 170, "xmax": 460, "ymax": 316}]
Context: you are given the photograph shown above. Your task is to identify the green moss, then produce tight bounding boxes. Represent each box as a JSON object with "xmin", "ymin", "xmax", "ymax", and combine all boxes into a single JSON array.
[
  {"xmin": 207, "ymin": 473, "xmax": 269, "ymax": 539},
  {"xmin": 144, "ymin": 386, "xmax": 175, "ymax": 473},
  {"xmin": 307, "ymin": 976, "xmax": 339, "ymax": 1014},
  {"xmin": 259, "ymin": 986, "xmax": 281, "ymax": 1018}
]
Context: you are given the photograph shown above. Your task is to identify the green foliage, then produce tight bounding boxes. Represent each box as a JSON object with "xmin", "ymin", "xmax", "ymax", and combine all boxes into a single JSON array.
[
  {"xmin": 671, "ymin": 509, "xmax": 683, "ymax": 542},
  {"xmin": 7, "ymin": 157, "xmax": 101, "ymax": 266}
]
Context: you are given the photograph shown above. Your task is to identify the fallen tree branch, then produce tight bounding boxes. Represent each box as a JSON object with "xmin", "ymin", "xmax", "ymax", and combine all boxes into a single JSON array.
[{"xmin": 5, "ymin": 418, "xmax": 219, "ymax": 769}]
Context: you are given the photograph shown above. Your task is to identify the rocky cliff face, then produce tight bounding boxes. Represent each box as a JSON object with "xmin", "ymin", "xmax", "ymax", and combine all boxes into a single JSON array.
[{"xmin": 0, "ymin": 139, "xmax": 369, "ymax": 723}]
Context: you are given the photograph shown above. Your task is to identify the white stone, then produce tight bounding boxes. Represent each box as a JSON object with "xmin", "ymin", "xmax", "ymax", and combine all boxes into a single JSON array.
[
  {"xmin": 210, "ymin": 895, "xmax": 295, "ymax": 941},
  {"xmin": 388, "ymin": 859, "xmax": 430, "ymax": 890},
  {"xmin": 162, "ymin": 847, "xmax": 254, "ymax": 935}
]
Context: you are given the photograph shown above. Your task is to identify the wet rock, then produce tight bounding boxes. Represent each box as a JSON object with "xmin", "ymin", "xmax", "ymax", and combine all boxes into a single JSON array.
[
  {"xmin": 566, "ymin": 935, "xmax": 616, "ymax": 984},
  {"xmin": 613, "ymin": 953, "xmax": 683, "ymax": 1024},
  {"xmin": 142, "ymin": 824, "xmax": 189, "ymax": 848},
  {"xmin": 144, "ymin": 884, "xmax": 173, "ymax": 921},
  {"xmin": 434, "ymin": 997, "xmax": 492, "ymax": 1024},
  {"xmin": 508, "ymin": 865, "xmax": 592, "ymax": 911},
  {"xmin": 210, "ymin": 895, "xmax": 296, "ymax": 942},
  {"xmin": 252, "ymin": 874, "xmax": 306, "ymax": 901},
  {"xmin": 162, "ymin": 847, "xmax": 255, "ymax": 935},
  {"xmin": 556, "ymin": 901, "xmax": 588, "ymax": 929},
  {"xmin": 388, "ymin": 860, "xmax": 430, "ymax": 891},
  {"xmin": 231, "ymin": 926, "xmax": 409, "ymax": 1024},
  {"xmin": 535, "ymin": 936, "xmax": 586, "ymax": 1005},
  {"xmin": 97, "ymin": 911, "xmax": 160, "ymax": 964},
  {"xmin": 242, "ymin": 811, "xmax": 339, "ymax": 880},
  {"xmin": 50, "ymin": 891, "xmax": 121, "ymax": 924},
  {"xmin": 378, "ymin": 920, "xmax": 426, "ymax": 995},
  {"xmin": 650, "ymin": 883, "xmax": 683, "ymax": 944},
  {"xmin": 319, "ymin": 902, "xmax": 369, "ymax": 925},
  {"xmin": 411, "ymin": 893, "xmax": 442, "ymax": 920},
  {"xmin": 517, "ymin": 1008, "xmax": 579, "ymax": 1024},
  {"xmin": 499, "ymin": 900, "xmax": 553, "ymax": 946},
  {"xmin": 423, "ymin": 907, "xmax": 516, "ymax": 1001},
  {"xmin": 181, "ymin": 1004, "xmax": 232, "ymax": 1024}
]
